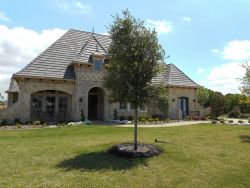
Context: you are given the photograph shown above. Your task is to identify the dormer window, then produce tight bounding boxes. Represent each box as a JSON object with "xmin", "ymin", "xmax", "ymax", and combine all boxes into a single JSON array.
[{"xmin": 95, "ymin": 59, "xmax": 103, "ymax": 71}]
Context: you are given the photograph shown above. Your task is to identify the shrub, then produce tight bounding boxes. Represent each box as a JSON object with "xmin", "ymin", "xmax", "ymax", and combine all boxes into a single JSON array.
[
  {"xmin": 152, "ymin": 114, "xmax": 163, "ymax": 120},
  {"xmin": 14, "ymin": 118, "xmax": 21, "ymax": 124},
  {"xmin": 164, "ymin": 118, "xmax": 170, "ymax": 123},
  {"xmin": 211, "ymin": 120, "xmax": 217, "ymax": 124},
  {"xmin": 119, "ymin": 116, "xmax": 125, "ymax": 121},
  {"xmin": 228, "ymin": 110, "xmax": 241, "ymax": 118},
  {"xmin": 248, "ymin": 119, "xmax": 250, "ymax": 123},
  {"xmin": 128, "ymin": 116, "xmax": 133, "ymax": 121},
  {"xmin": 153, "ymin": 117, "xmax": 160, "ymax": 122},
  {"xmin": 147, "ymin": 118, "xmax": 154, "ymax": 123},
  {"xmin": 239, "ymin": 114, "xmax": 248, "ymax": 119},
  {"xmin": 17, "ymin": 124, "xmax": 21, "ymax": 128},
  {"xmin": 113, "ymin": 109, "xmax": 118, "ymax": 120},
  {"xmin": 139, "ymin": 117, "xmax": 146, "ymax": 124},
  {"xmin": 238, "ymin": 120, "xmax": 244, "ymax": 124},
  {"xmin": 33, "ymin": 120, "xmax": 41, "ymax": 125},
  {"xmin": 0, "ymin": 119, "xmax": 7, "ymax": 126},
  {"xmin": 219, "ymin": 119, "xmax": 225, "ymax": 124},
  {"xmin": 228, "ymin": 120, "xmax": 233, "ymax": 123}
]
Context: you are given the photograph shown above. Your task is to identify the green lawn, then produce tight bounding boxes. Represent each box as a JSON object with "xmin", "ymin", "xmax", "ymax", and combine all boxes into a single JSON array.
[{"xmin": 0, "ymin": 124, "xmax": 249, "ymax": 188}]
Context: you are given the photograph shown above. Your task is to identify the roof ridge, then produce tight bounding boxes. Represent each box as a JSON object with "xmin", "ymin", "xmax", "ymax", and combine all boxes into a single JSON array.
[
  {"xmin": 14, "ymin": 29, "xmax": 70, "ymax": 77},
  {"xmin": 75, "ymin": 34, "xmax": 93, "ymax": 60},
  {"xmin": 93, "ymin": 35, "xmax": 108, "ymax": 55}
]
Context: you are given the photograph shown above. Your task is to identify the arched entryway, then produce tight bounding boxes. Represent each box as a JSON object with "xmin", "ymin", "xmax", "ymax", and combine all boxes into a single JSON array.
[
  {"xmin": 88, "ymin": 87, "xmax": 104, "ymax": 120},
  {"xmin": 30, "ymin": 90, "xmax": 71, "ymax": 123}
]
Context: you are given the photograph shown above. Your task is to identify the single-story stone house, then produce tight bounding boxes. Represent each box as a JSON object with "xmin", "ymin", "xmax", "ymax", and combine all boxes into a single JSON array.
[{"xmin": 2, "ymin": 29, "xmax": 204, "ymax": 124}]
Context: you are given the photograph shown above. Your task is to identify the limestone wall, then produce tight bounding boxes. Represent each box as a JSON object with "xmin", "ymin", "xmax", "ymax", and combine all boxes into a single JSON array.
[
  {"xmin": 168, "ymin": 87, "xmax": 198, "ymax": 119},
  {"xmin": 14, "ymin": 78, "xmax": 76, "ymax": 123}
]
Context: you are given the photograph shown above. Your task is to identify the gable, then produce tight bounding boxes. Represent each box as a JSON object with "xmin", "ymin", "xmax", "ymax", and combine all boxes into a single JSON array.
[{"xmin": 153, "ymin": 64, "xmax": 200, "ymax": 88}]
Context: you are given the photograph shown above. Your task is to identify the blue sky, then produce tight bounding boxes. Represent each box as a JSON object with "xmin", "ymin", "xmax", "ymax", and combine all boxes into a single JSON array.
[{"xmin": 0, "ymin": 0, "xmax": 250, "ymax": 97}]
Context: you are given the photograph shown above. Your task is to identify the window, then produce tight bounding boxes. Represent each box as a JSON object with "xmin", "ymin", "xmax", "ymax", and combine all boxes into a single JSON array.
[
  {"xmin": 95, "ymin": 60, "xmax": 102, "ymax": 71},
  {"xmin": 59, "ymin": 97, "xmax": 68, "ymax": 113},
  {"xmin": 119, "ymin": 102, "xmax": 127, "ymax": 110},
  {"xmin": 31, "ymin": 96, "xmax": 43, "ymax": 117}
]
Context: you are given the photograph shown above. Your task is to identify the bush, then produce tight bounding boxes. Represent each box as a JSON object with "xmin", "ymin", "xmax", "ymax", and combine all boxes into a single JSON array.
[
  {"xmin": 211, "ymin": 120, "xmax": 217, "ymax": 124},
  {"xmin": 139, "ymin": 117, "xmax": 146, "ymax": 124},
  {"xmin": 239, "ymin": 114, "xmax": 248, "ymax": 119},
  {"xmin": 33, "ymin": 120, "xmax": 41, "ymax": 125},
  {"xmin": 152, "ymin": 114, "xmax": 163, "ymax": 120},
  {"xmin": 153, "ymin": 117, "xmax": 160, "ymax": 122},
  {"xmin": 248, "ymin": 119, "xmax": 250, "ymax": 123},
  {"xmin": 128, "ymin": 116, "xmax": 133, "ymax": 121},
  {"xmin": 119, "ymin": 116, "xmax": 125, "ymax": 121},
  {"xmin": 14, "ymin": 118, "xmax": 21, "ymax": 124},
  {"xmin": 164, "ymin": 119, "xmax": 170, "ymax": 123},
  {"xmin": 0, "ymin": 119, "xmax": 7, "ymax": 126},
  {"xmin": 147, "ymin": 118, "xmax": 154, "ymax": 123},
  {"xmin": 238, "ymin": 120, "xmax": 244, "ymax": 124},
  {"xmin": 228, "ymin": 120, "xmax": 233, "ymax": 123},
  {"xmin": 228, "ymin": 110, "xmax": 241, "ymax": 118},
  {"xmin": 219, "ymin": 119, "xmax": 225, "ymax": 124}
]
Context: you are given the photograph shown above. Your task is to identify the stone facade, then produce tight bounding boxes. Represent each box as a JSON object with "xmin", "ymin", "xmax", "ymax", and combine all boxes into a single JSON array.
[{"xmin": 2, "ymin": 66, "xmax": 204, "ymax": 124}]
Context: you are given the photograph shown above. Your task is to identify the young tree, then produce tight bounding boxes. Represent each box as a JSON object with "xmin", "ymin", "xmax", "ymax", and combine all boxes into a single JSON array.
[{"xmin": 104, "ymin": 10, "xmax": 165, "ymax": 150}]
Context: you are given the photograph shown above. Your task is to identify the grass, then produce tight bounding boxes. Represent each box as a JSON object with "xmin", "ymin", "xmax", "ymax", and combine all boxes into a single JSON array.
[{"xmin": 0, "ymin": 124, "xmax": 249, "ymax": 188}]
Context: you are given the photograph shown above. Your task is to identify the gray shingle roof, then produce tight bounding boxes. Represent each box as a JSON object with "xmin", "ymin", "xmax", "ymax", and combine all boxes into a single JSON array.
[
  {"xmin": 153, "ymin": 64, "xmax": 200, "ymax": 88},
  {"xmin": 14, "ymin": 29, "xmax": 111, "ymax": 80},
  {"xmin": 11, "ymin": 29, "xmax": 199, "ymax": 91}
]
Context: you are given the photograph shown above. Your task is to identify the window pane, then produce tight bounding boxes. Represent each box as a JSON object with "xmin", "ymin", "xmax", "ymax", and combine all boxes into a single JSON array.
[{"xmin": 95, "ymin": 60, "xmax": 102, "ymax": 71}]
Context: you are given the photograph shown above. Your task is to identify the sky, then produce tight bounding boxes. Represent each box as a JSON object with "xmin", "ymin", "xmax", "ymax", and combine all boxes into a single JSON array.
[{"xmin": 0, "ymin": 0, "xmax": 250, "ymax": 98}]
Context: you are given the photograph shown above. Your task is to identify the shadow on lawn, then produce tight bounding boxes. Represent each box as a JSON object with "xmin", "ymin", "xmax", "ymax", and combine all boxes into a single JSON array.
[
  {"xmin": 240, "ymin": 135, "xmax": 250, "ymax": 143},
  {"xmin": 57, "ymin": 151, "xmax": 148, "ymax": 171}
]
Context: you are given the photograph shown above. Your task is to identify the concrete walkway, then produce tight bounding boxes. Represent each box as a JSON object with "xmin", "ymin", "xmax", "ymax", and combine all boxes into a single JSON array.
[{"xmin": 116, "ymin": 120, "xmax": 210, "ymax": 128}]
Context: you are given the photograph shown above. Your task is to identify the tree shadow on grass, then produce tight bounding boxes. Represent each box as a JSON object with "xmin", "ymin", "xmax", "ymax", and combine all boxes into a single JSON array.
[
  {"xmin": 57, "ymin": 151, "xmax": 148, "ymax": 171},
  {"xmin": 240, "ymin": 135, "xmax": 250, "ymax": 143}
]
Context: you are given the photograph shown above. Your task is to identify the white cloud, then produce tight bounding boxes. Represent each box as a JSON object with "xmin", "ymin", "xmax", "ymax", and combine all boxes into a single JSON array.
[
  {"xmin": 0, "ymin": 24, "xmax": 66, "ymax": 97},
  {"xmin": 211, "ymin": 48, "xmax": 220, "ymax": 53},
  {"xmin": 201, "ymin": 62, "xmax": 245, "ymax": 94},
  {"xmin": 0, "ymin": 11, "xmax": 10, "ymax": 21},
  {"xmin": 181, "ymin": 16, "xmax": 191, "ymax": 22},
  {"xmin": 59, "ymin": 1, "xmax": 91, "ymax": 15},
  {"xmin": 146, "ymin": 19, "xmax": 172, "ymax": 34},
  {"xmin": 197, "ymin": 68, "xmax": 205, "ymax": 74},
  {"xmin": 222, "ymin": 40, "xmax": 250, "ymax": 61}
]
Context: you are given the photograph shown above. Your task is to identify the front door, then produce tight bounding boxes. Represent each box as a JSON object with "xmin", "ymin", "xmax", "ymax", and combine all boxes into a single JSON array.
[
  {"xmin": 46, "ymin": 96, "xmax": 56, "ymax": 121},
  {"xmin": 178, "ymin": 97, "xmax": 189, "ymax": 119},
  {"xmin": 88, "ymin": 95, "xmax": 98, "ymax": 120}
]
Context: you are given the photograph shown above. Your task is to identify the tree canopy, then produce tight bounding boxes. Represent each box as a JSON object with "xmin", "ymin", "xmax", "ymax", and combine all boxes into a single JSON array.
[{"xmin": 240, "ymin": 62, "xmax": 250, "ymax": 96}]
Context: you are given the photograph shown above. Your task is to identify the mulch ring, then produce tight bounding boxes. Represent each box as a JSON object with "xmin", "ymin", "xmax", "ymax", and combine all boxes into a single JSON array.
[{"xmin": 108, "ymin": 143, "xmax": 163, "ymax": 158}]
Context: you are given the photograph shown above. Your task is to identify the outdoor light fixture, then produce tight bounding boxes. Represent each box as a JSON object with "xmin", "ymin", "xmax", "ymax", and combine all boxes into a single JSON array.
[{"xmin": 79, "ymin": 97, "xmax": 83, "ymax": 103}]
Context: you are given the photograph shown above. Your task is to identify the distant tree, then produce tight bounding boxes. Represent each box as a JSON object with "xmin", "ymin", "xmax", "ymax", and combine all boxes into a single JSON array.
[
  {"xmin": 0, "ymin": 93, "xmax": 5, "ymax": 104},
  {"xmin": 210, "ymin": 92, "xmax": 225, "ymax": 119},
  {"xmin": 104, "ymin": 10, "xmax": 165, "ymax": 150},
  {"xmin": 240, "ymin": 62, "xmax": 250, "ymax": 96},
  {"xmin": 224, "ymin": 94, "xmax": 241, "ymax": 113},
  {"xmin": 197, "ymin": 87, "xmax": 214, "ymax": 108}
]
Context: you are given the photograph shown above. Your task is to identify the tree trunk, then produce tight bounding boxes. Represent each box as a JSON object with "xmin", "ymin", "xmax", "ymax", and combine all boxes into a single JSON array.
[{"xmin": 134, "ymin": 107, "xmax": 138, "ymax": 150}]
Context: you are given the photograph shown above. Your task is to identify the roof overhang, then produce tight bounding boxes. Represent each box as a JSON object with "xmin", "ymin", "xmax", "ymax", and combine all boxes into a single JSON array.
[{"xmin": 12, "ymin": 74, "xmax": 76, "ymax": 82}]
